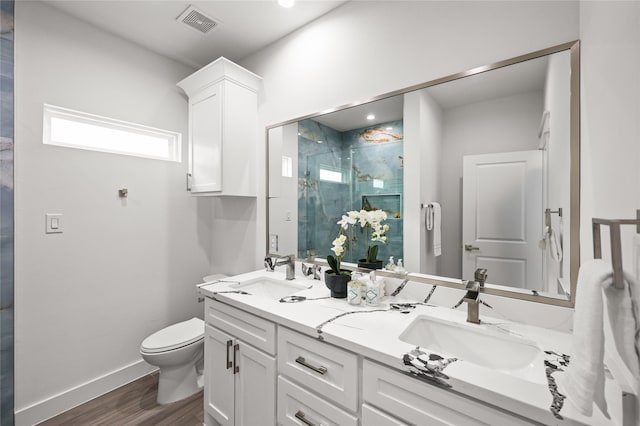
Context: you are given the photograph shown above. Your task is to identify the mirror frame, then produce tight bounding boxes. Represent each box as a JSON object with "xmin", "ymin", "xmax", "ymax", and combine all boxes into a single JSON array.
[{"xmin": 266, "ymin": 40, "xmax": 580, "ymax": 307}]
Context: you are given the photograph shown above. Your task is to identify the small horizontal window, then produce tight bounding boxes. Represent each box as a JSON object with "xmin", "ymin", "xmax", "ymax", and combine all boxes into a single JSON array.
[
  {"xmin": 43, "ymin": 104, "xmax": 181, "ymax": 162},
  {"xmin": 319, "ymin": 167, "xmax": 343, "ymax": 183}
]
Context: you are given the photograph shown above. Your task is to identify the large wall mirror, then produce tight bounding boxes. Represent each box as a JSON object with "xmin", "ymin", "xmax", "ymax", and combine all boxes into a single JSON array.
[{"xmin": 267, "ymin": 40, "xmax": 580, "ymax": 307}]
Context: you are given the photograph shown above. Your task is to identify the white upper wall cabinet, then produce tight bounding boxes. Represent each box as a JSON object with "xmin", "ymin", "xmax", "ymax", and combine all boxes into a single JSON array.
[{"xmin": 178, "ymin": 57, "xmax": 262, "ymax": 196}]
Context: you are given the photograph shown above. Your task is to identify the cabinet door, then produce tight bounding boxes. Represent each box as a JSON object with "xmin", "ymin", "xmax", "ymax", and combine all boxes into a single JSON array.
[
  {"xmin": 205, "ymin": 325, "xmax": 235, "ymax": 426},
  {"xmin": 234, "ymin": 340, "xmax": 276, "ymax": 426},
  {"xmin": 190, "ymin": 83, "xmax": 223, "ymax": 193}
]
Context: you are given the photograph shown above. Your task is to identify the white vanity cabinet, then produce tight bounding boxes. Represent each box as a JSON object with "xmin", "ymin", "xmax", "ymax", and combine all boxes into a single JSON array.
[
  {"xmin": 200, "ymin": 288, "xmax": 556, "ymax": 426},
  {"xmin": 204, "ymin": 298, "xmax": 276, "ymax": 426},
  {"xmin": 177, "ymin": 57, "xmax": 261, "ymax": 196}
]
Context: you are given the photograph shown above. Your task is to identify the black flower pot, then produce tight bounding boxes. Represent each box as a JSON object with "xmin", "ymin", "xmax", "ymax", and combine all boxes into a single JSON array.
[
  {"xmin": 357, "ymin": 259, "xmax": 383, "ymax": 270},
  {"xmin": 324, "ymin": 270, "xmax": 350, "ymax": 298}
]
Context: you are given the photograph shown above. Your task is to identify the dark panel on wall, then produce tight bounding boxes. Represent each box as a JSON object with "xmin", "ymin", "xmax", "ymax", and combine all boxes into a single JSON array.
[{"xmin": 0, "ymin": 0, "xmax": 14, "ymax": 424}]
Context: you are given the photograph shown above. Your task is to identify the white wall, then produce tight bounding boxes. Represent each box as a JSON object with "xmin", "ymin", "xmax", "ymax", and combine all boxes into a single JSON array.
[
  {"xmin": 266, "ymin": 123, "xmax": 299, "ymax": 257},
  {"xmin": 403, "ymin": 89, "xmax": 442, "ymax": 274},
  {"xmin": 439, "ymin": 91, "xmax": 543, "ymax": 279},
  {"xmin": 579, "ymin": 1, "xmax": 640, "ymax": 272},
  {"xmin": 14, "ymin": 2, "xmax": 211, "ymax": 423},
  {"xmin": 543, "ymin": 50, "xmax": 572, "ymax": 293}
]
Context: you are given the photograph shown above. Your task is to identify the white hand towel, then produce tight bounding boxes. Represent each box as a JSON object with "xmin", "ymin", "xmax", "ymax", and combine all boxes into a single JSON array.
[
  {"xmin": 561, "ymin": 259, "xmax": 640, "ymax": 418},
  {"xmin": 425, "ymin": 202, "xmax": 442, "ymax": 257},
  {"xmin": 544, "ymin": 225, "xmax": 563, "ymax": 262}
]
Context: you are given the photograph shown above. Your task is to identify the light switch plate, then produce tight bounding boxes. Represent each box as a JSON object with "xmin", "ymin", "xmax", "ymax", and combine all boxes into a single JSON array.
[{"xmin": 45, "ymin": 213, "xmax": 63, "ymax": 234}]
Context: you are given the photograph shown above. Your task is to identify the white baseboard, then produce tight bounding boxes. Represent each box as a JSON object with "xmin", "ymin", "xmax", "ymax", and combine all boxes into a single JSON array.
[{"xmin": 15, "ymin": 360, "xmax": 157, "ymax": 426}]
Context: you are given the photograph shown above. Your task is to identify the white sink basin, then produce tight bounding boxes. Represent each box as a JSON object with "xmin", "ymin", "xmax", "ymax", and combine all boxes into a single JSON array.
[
  {"xmin": 230, "ymin": 277, "xmax": 311, "ymax": 300},
  {"xmin": 399, "ymin": 315, "xmax": 546, "ymax": 384}
]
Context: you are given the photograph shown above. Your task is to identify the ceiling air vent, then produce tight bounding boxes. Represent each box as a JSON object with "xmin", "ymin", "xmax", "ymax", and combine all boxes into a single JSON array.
[{"xmin": 177, "ymin": 5, "xmax": 219, "ymax": 34}]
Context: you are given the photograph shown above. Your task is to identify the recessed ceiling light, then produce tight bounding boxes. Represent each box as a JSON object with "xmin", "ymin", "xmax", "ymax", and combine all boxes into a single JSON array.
[
  {"xmin": 366, "ymin": 114, "xmax": 375, "ymax": 120},
  {"xmin": 317, "ymin": 140, "xmax": 323, "ymax": 144},
  {"xmin": 278, "ymin": 0, "xmax": 295, "ymax": 8}
]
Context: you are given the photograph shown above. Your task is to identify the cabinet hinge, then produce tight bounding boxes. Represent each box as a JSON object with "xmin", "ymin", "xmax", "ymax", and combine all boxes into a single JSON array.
[{"xmin": 186, "ymin": 173, "xmax": 192, "ymax": 192}]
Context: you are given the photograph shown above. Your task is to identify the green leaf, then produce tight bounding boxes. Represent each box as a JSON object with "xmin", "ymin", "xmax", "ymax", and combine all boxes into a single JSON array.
[
  {"xmin": 366, "ymin": 245, "xmax": 379, "ymax": 263},
  {"xmin": 327, "ymin": 255, "xmax": 340, "ymax": 274}
]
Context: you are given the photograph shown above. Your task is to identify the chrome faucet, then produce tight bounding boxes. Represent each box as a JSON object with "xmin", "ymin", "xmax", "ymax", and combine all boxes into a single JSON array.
[
  {"xmin": 462, "ymin": 268, "xmax": 488, "ymax": 324},
  {"xmin": 302, "ymin": 263, "xmax": 322, "ymax": 280},
  {"xmin": 265, "ymin": 254, "xmax": 296, "ymax": 280}
]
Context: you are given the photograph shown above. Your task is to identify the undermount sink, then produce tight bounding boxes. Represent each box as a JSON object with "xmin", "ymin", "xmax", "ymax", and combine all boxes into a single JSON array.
[
  {"xmin": 229, "ymin": 277, "xmax": 311, "ymax": 300},
  {"xmin": 399, "ymin": 315, "xmax": 546, "ymax": 384}
]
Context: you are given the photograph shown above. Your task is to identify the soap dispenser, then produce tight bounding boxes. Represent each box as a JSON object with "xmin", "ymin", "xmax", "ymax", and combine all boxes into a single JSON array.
[{"xmin": 365, "ymin": 271, "xmax": 380, "ymax": 306}]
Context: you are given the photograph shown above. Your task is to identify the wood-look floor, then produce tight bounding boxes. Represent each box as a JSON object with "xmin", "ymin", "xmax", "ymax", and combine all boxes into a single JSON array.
[{"xmin": 39, "ymin": 373, "xmax": 203, "ymax": 426}]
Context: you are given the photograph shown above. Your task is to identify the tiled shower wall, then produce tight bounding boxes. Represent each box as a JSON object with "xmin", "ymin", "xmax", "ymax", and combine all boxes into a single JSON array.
[
  {"xmin": 298, "ymin": 119, "xmax": 403, "ymax": 264},
  {"xmin": 0, "ymin": 0, "xmax": 14, "ymax": 424}
]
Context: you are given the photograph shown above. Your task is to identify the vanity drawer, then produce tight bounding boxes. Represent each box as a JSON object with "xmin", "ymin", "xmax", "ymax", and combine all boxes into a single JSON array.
[
  {"xmin": 362, "ymin": 404, "xmax": 409, "ymax": 426},
  {"xmin": 277, "ymin": 326, "xmax": 358, "ymax": 411},
  {"xmin": 205, "ymin": 298, "xmax": 276, "ymax": 355},
  {"xmin": 363, "ymin": 359, "xmax": 536, "ymax": 426},
  {"xmin": 277, "ymin": 376, "xmax": 358, "ymax": 426}
]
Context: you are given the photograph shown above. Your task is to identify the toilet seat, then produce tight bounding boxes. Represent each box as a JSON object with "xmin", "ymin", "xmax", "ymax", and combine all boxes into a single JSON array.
[{"xmin": 141, "ymin": 318, "xmax": 204, "ymax": 353}]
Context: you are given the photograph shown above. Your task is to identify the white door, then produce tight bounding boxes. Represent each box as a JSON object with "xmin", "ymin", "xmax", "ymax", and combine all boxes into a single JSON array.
[
  {"xmin": 190, "ymin": 83, "xmax": 223, "ymax": 193},
  {"xmin": 234, "ymin": 340, "xmax": 276, "ymax": 426},
  {"xmin": 462, "ymin": 151, "xmax": 543, "ymax": 290},
  {"xmin": 205, "ymin": 325, "xmax": 235, "ymax": 426}
]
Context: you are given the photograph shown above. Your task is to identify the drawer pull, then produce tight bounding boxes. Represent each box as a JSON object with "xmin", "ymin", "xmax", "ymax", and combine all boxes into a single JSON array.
[
  {"xmin": 295, "ymin": 410, "xmax": 319, "ymax": 426},
  {"xmin": 226, "ymin": 340, "xmax": 233, "ymax": 369},
  {"xmin": 295, "ymin": 356, "xmax": 327, "ymax": 375},
  {"xmin": 233, "ymin": 343, "xmax": 240, "ymax": 374}
]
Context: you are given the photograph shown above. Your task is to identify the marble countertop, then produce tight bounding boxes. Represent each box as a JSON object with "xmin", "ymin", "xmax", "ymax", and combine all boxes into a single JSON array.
[{"xmin": 198, "ymin": 269, "xmax": 614, "ymax": 426}]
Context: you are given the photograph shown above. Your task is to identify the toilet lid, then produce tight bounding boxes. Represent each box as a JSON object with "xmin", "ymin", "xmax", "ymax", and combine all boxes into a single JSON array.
[{"xmin": 141, "ymin": 318, "xmax": 204, "ymax": 353}]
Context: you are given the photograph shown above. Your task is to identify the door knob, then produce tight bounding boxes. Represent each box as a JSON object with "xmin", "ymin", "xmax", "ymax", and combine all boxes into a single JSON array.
[{"xmin": 464, "ymin": 244, "xmax": 480, "ymax": 252}]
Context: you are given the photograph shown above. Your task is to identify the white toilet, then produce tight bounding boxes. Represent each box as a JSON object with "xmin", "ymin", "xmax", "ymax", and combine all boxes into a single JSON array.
[{"xmin": 140, "ymin": 317, "xmax": 205, "ymax": 404}]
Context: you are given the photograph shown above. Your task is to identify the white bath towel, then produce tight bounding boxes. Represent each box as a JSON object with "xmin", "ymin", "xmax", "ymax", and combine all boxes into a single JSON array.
[
  {"xmin": 425, "ymin": 202, "xmax": 442, "ymax": 256},
  {"xmin": 561, "ymin": 259, "xmax": 640, "ymax": 417},
  {"xmin": 634, "ymin": 234, "xmax": 640, "ymax": 284}
]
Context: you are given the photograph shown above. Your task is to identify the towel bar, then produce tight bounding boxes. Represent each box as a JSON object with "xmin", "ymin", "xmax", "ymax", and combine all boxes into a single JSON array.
[
  {"xmin": 545, "ymin": 207, "xmax": 563, "ymax": 231},
  {"xmin": 592, "ymin": 209, "xmax": 640, "ymax": 290}
]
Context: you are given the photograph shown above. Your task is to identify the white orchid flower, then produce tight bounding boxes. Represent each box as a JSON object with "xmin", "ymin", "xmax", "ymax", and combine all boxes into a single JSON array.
[
  {"xmin": 337, "ymin": 214, "xmax": 357, "ymax": 230},
  {"xmin": 333, "ymin": 234, "xmax": 347, "ymax": 246}
]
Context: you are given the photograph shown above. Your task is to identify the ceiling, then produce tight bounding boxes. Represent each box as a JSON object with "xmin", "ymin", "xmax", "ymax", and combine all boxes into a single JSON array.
[
  {"xmin": 42, "ymin": 0, "xmax": 348, "ymax": 69},
  {"xmin": 311, "ymin": 54, "xmax": 550, "ymax": 132}
]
